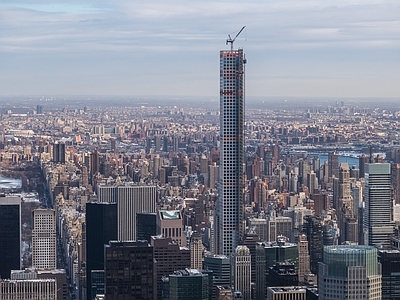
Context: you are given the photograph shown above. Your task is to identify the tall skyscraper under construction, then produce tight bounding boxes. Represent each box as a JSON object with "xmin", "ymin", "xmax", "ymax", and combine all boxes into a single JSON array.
[{"xmin": 215, "ymin": 28, "xmax": 246, "ymax": 256}]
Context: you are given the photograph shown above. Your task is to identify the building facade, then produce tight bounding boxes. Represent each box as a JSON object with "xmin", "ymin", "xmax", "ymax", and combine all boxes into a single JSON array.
[
  {"xmin": 363, "ymin": 163, "xmax": 395, "ymax": 246},
  {"xmin": 216, "ymin": 47, "xmax": 245, "ymax": 256},
  {"xmin": 0, "ymin": 195, "xmax": 21, "ymax": 279},
  {"xmin": 32, "ymin": 209, "xmax": 57, "ymax": 270},
  {"xmin": 319, "ymin": 245, "xmax": 382, "ymax": 300},
  {"xmin": 104, "ymin": 241, "xmax": 154, "ymax": 300}
]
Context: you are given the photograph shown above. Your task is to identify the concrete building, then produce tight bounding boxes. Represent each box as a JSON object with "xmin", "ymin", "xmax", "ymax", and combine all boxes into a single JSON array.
[
  {"xmin": 0, "ymin": 279, "xmax": 56, "ymax": 300},
  {"xmin": 151, "ymin": 236, "xmax": 190, "ymax": 300},
  {"xmin": 318, "ymin": 245, "xmax": 382, "ymax": 300},
  {"xmin": 157, "ymin": 210, "xmax": 186, "ymax": 246},
  {"xmin": 215, "ymin": 46, "xmax": 245, "ymax": 256},
  {"xmin": 232, "ymin": 246, "xmax": 251, "ymax": 300},
  {"xmin": 267, "ymin": 286, "xmax": 306, "ymax": 300},
  {"xmin": 190, "ymin": 231, "xmax": 203, "ymax": 270}
]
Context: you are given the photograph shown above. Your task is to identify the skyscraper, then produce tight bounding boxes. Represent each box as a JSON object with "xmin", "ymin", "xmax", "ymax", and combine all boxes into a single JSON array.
[
  {"xmin": 319, "ymin": 245, "xmax": 381, "ymax": 300},
  {"xmin": 216, "ymin": 45, "xmax": 245, "ymax": 256},
  {"xmin": 232, "ymin": 246, "xmax": 251, "ymax": 300},
  {"xmin": 104, "ymin": 241, "xmax": 154, "ymax": 300},
  {"xmin": 53, "ymin": 141, "xmax": 66, "ymax": 163},
  {"xmin": 363, "ymin": 163, "xmax": 395, "ymax": 246},
  {"xmin": 86, "ymin": 202, "xmax": 117, "ymax": 300},
  {"xmin": 0, "ymin": 195, "xmax": 21, "ymax": 279},
  {"xmin": 190, "ymin": 231, "xmax": 203, "ymax": 270},
  {"xmin": 32, "ymin": 209, "xmax": 57, "ymax": 270},
  {"xmin": 151, "ymin": 236, "xmax": 191, "ymax": 300}
]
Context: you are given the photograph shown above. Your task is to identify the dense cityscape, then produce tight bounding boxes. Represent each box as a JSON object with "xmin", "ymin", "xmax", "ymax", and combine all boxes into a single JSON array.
[
  {"xmin": 0, "ymin": 77, "xmax": 400, "ymax": 300},
  {"xmin": 0, "ymin": 1, "xmax": 399, "ymax": 298}
]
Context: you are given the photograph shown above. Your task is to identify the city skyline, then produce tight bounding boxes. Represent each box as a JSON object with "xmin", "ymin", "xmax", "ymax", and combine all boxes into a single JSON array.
[{"xmin": 1, "ymin": 0, "xmax": 399, "ymax": 98}]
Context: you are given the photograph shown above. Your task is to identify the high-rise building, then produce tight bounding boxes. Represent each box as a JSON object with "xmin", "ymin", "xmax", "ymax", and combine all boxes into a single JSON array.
[
  {"xmin": 363, "ymin": 163, "xmax": 395, "ymax": 246},
  {"xmin": 268, "ymin": 262, "xmax": 298, "ymax": 287},
  {"xmin": 328, "ymin": 152, "xmax": 339, "ymax": 179},
  {"xmin": 53, "ymin": 141, "xmax": 66, "ymax": 163},
  {"xmin": 151, "ymin": 236, "xmax": 191, "ymax": 300},
  {"xmin": 303, "ymin": 215, "xmax": 323, "ymax": 275},
  {"xmin": 255, "ymin": 239, "xmax": 298, "ymax": 300},
  {"xmin": 0, "ymin": 195, "xmax": 21, "ymax": 279},
  {"xmin": 117, "ymin": 185, "xmax": 157, "ymax": 241},
  {"xmin": 104, "ymin": 241, "xmax": 154, "ymax": 300},
  {"xmin": 267, "ymin": 287, "xmax": 306, "ymax": 300},
  {"xmin": 136, "ymin": 212, "xmax": 157, "ymax": 242},
  {"xmin": 157, "ymin": 210, "xmax": 186, "ymax": 246},
  {"xmin": 11, "ymin": 268, "xmax": 68, "ymax": 300},
  {"xmin": 297, "ymin": 234, "xmax": 310, "ymax": 283},
  {"xmin": 96, "ymin": 184, "xmax": 157, "ymax": 240},
  {"xmin": 203, "ymin": 254, "xmax": 231, "ymax": 296},
  {"xmin": 190, "ymin": 231, "xmax": 203, "ymax": 270},
  {"xmin": 378, "ymin": 249, "xmax": 400, "ymax": 299},
  {"xmin": 86, "ymin": 202, "xmax": 117, "ymax": 300},
  {"xmin": 32, "ymin": 209, "xmax": 56, "ymax": 270},
  {"xmin": 215, "ymin": 46, "xmax": 245, "ymax": 256},
  {"xmin": 319, "ymin": 245, "xmax": 382, "ymax": 300},
  {"xmin": 0, "ymin": 279, "xmax": 56, "ymax": 299},
  {"xmin": 162, "ymin": 269, "xmax": 211, "ymax": 300},
  {"xmin": 232, "ymin": 246, "xmax": 251, "ymax": 300}
]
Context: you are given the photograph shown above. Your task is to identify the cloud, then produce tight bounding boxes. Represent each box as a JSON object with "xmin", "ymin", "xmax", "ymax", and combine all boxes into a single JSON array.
[{"xmin": 0, "ymin": 0, "xmax": 399, "ymax": 97}]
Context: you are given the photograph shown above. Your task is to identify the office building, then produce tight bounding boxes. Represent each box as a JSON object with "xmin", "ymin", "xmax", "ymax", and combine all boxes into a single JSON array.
[
  {"xmin": 319, "ymin": 245, "xmax": 381, "ymax": 300},
  {"xmin": 297, "ymin": 234, "xmax": 310, "ymax": 283},
  {"xmin": 267, "ymin": 287, "xmax": 306, "ymax": 300},
  {"xmin": 97, "ymin": 184, "xmax": 157, "ymax": 240},
  {"xmin": 157, "ymin": 210, "xmax": 186, "ymax": 246},
  {"xmin": 378, "ymin": 249, "xmax": 400, "ymax": 299},
  {"xmin": 255, "ymin": 239, "xmax": 298, "ymax": 300},
  {"xmin": 303, "ymin": 215, "xmax": 323, "ymax": 275},
  {"xmin": 90, "ymin": 270, "xmax": 104, "ymax": 300},
  {"xmin": 32, "ymin": 209, "xmax": 57, "ymax": 270},
  {"xmin": 215, "ymin": 46, "xmax": 245, "ymax": 256},
  {"xmin": 152, "ymin": 236, "xmax": 190, "ymax": 300},
  {"xmin": 0, "ymin": 279, "xmax": 56, "ymax": 299},
  {"xmin": 86, "ymin": 202, "xmax": 117, "ymax": 300},
  {"xmin": 0, "ymin": 195, "xmax": 21, "ymax": 279},
  {"xmin": 162, "ymin": 269, "xmax": 211, "ymax": 300},
  {"xmin": 268, "ymin": 262, "xmax": 298, "ymax": 287},
  {"xmin": 104, "ymin": 241, "xmax": 154, "ymax": 300},
  {"xmin": 53, "ymin": 141, "xmax": 66, "ymax": 163},
  {"xmin": 363, "ymin": 163, "xmax": 395, "ymax": 246},
  {"xmin": 328, "ymin": 152, "xmax": 339, "ymax": 179},
  {"xmin": 216, "ymin": 286, "xmax": 233, "ymax": 300},
  {"xmin": 10, "ymin": 268, "xmax": 68, "ymax": 300},
  {"xmin": 203, "ymin": 254, "xmax": 231, "ymax": 295},
  {"xmin": 136, "ymin": 212, "xmax": 157, "ymax": 242},
  {"xmin": 190, "ymin": 231, "xmax": 203, "ymax": 270},
  {"xmin": 232, "ymin": 246, "xmax": 251, "ymax": 300},
  {"xmin": 117, "ymin": 185, "xmax": 157, "ymax": 241}
]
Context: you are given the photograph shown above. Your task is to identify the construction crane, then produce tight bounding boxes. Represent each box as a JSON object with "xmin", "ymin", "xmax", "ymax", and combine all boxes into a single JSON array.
[{"xmin": 226, "ymin": 26, "xmax": 246, "ymax": 51}]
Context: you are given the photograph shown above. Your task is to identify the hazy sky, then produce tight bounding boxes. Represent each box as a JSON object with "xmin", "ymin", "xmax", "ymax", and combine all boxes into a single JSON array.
[{"xmin": 1, "ymin": 0, "xmax": 399, "ymax": 98}]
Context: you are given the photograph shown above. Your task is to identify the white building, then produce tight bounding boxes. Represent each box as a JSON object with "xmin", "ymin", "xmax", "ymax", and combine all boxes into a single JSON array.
[{"xmin": 32, "ymin": 209, "xmax": 56, "ymax": 270}]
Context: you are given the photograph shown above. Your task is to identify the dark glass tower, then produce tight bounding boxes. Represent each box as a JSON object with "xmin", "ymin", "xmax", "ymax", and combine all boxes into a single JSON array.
[
  {"xmin": 216, "ymin": 47, "xmax": 245, "ymax": 256},
  {"xmin": 0, "ymin": 196, "xmax": 21, "ymax": 279},
  {"xmin": 303, "ymin": 215, "xmax": 323, "ymax": 275},
  {"xmin": 86, "ymin": 202, "xmax": 117, "ymax": 300},
  {"xmin": 136, "ymin": 212, "xmax": 157, "ymax": 242},
  {"xmin": 105, "ymin": 241, "xmax": 154, "ymax": 300},
  {"xmin": 378, "ymin": 249, "xmax": 400, "ymax": 299}
]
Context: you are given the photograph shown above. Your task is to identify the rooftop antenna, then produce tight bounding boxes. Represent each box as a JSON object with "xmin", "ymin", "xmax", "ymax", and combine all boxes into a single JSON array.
[{"xmin": 226, "ymin": 26, "xmax": 246, "ymax": 51}]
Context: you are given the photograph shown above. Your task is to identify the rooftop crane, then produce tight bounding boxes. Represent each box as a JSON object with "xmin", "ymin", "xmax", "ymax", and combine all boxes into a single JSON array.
[{"xmin": 226, "ymin": 26, "xmax": 246, "ymax": 51}]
